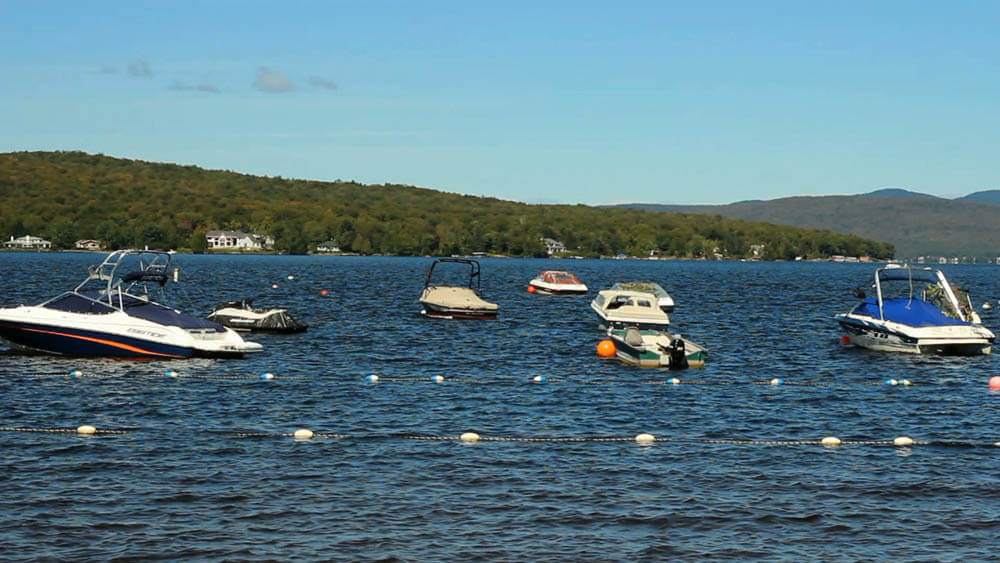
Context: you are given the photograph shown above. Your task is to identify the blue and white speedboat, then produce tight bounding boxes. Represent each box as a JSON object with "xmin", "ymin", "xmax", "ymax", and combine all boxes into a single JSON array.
[
  {"xmin": 835, "ymin": 264, "xmax": 994, "ymax": 355},
  {"xmin": 0, "ymin": 249, "xmax": 262, "ymax": 358}
]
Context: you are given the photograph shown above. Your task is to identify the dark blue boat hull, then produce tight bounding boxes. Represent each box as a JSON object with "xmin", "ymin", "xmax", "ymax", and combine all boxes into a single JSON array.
[{"xmin": 0, "ymin": 321, "xmax": 194, "ymax": 359}]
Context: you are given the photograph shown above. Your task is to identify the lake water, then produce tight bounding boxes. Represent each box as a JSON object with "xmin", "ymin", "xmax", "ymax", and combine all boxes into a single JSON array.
[{"xmin": 1, "ymin": 253, "xmax": 999, "ymax": 560}]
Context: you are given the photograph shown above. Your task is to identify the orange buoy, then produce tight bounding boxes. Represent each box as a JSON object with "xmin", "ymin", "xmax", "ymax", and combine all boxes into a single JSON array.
[
  {"xmin": 989, "ymin": 376, "xmax": 1000, "ymax": 391},
  {"xmin": 527, "ymin": 285, "xmax": 536, "ymax": 293},
  {"xmin": 597, "ymin": 339, "xmax": 616, "ymax": 357},
  {"xmin": 320, "ymin": 289, "xmax": 329, "ymax": 296},
  {"xmin": 840, "ymin": 335, "xmax": 851, "ymax": 345}
]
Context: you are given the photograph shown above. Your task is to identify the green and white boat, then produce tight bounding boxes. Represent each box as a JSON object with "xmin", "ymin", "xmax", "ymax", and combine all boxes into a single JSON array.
[{"xmin": 606, "ymin": 327, "xmax": 707, "ymax": 369}]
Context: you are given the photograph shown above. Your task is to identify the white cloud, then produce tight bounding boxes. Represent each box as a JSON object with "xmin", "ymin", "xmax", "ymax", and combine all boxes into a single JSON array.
[
  {"xmin": 253, "ymin": 67, "xmax": 293, "ymax": 93},
  {"xmin": 309, "ymin": 76, "xmax": 337, "ymax": 91}
]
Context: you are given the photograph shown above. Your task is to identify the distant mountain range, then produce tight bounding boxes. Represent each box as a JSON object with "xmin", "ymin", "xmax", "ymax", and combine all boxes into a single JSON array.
[{"xmin": 616, "ymin": 189, "xmax": 1000, "ymax": 259}]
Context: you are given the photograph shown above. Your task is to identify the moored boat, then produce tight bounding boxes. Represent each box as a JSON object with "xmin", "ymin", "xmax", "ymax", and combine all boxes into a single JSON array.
[
  {"xmin": 528, "ymin": 270, "xmax": 588, "ymax": 295},
  {"xmin": 835, "ymin": 264, "xmax": 994, "ymax": 355},
  {"xmin": 590, "ymin": 289, "xmax": 671, "ymax": 331},
  {"xmin": 610, "ymin": 281, "xmax": 675, "ymax": 313},
  {"xmin": 606, "ymin": 327, "xmax": 707, "ymax": 368},
  {"xmin": 0, "ymin": 249, "xmax": 262, "ymax": 358},
  {"xmin": 207, "ymin": 298, "xmax": 308, "ymax": 333},
  {"xmin": 418, "ymin": 258, "xmax": 499, "ymax": 319}
]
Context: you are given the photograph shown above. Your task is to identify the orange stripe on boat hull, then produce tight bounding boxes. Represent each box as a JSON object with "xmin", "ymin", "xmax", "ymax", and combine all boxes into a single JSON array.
[{"xmin": 18, "ymin": 326, "xmax": 188, "ymax": 358}]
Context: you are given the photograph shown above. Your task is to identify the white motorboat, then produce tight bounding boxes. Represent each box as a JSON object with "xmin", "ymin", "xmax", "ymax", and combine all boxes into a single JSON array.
[
  {"xmin": 418, "ymin": 258, "xmax": 499, "ymax": 319},
  {"xmin": 590, "ymin": 289, "xmax": 671, "ymax": 331},
  {"xmin": 611, "ymin": 282, "xmax": 675, "ymax": 313},
  {"xmin": 0, "ymin": 249, "xmax": 262, "ymax": 358},
  {"xmin": 835, "ymin": 264, "xmax": 994, "ymax": 355},
  {"xmin": 208, "ymin": 298, "xmax": 308, "ymax": 333},
  {"xmin": 606, "ymin": 326, "xmax": 707, "ymax": 369},
  {"xmin": 528, "ymin": 270, "xmax": 588, "ymax": 295}
]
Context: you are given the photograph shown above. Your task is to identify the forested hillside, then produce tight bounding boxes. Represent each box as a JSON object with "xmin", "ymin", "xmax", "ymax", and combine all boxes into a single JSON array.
[
  {"xmin": 621, "ymin": 192, "xmax": 1000, "ymax": 259},
  {"xmin": 0, "ymin": 151, "xmax": 893, "ymax": 259}
]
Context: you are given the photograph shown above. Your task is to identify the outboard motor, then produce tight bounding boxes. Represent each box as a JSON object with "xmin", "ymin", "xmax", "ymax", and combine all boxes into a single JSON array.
[{"xmin": 667, "ymin": 338, "xmax": 688, "ymax": 370}]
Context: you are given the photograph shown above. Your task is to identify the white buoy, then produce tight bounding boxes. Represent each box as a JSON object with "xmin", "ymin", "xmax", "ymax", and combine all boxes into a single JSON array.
[
  {"xmin": 460, "ymin": 432, "xmax": 480, "ymax": 442},
  {"xmin": 165, "ymin": 370, "xmax": 179, "ymax": 377},
  {"xmin": 293, "ymin": 428, "xmax": 314, "ymax": 440},
  {"xmin": 821, "ymin": 436, "xmax": 842, "ymax": 447},
  {"xmin": 770, "ymin": 378, "xmax": 783, "ymax": 385},
  {"xmin": 635, "ymin": 433, "xmax": 656, "ymax": 444},
  {"xmin": 901, "ymin": 379, "xmax": 912, "ymax": 386},
  {"xmin": 886, "ymin": 379, "xmax": 899, "ymax": 386},
  {"xmin": 69, "ymin": 370, "xmax": 83, "ymax": 377},
  {"xmin": 893, "ymin": 436, "xmax": 914, "ymax": 447},
  {"xmin": 430, "ymin": 375, "xmax": 444, "ymax": 383},
  {"xmin": 260, "ymin": 373, "xmax": 275, "ymax": 380},
  {"xmin": 532, "ymin": 375, "xmax": 546, "ymax": 383},
  {"xmin": 76, "ymin": 425, "xmax": 97, "ymax": 435},
  {"xmin": 669, "ymin": 377, "xmax": 680, "ymax": 385},
  {"xmin": 983, "ymin": 302, "xmax": 992, "ymax": 310},
  {"xmin": 365, "ymin": 374, "xmax": 379, "ymax": 383},
  {"xmin": 287, "ymin": 275, "xmax": 296, "ymax": 280},
  {"xmin": 173, "ymin": 267, "xmax": 179, "ymax": 282}
]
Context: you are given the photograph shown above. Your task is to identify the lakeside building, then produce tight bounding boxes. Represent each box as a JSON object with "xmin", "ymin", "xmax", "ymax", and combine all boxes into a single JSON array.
[
  {"xmin": 74, "ymin": 239, "xmax": 103, "ymax": 250},
  {"xmin": 542, "ymin": 238, "xmax": 567, "ymax": 255},
  {"xmin": 4, "ymin": 235, "xmax": 51, "ymax": 249},
  {"xmin": 205, "ymin": 230, "xmax": 274, "ymax": 250},
  {"xmin": 316, "ymin": 241, "xmax": 341, "ymax": 253}
]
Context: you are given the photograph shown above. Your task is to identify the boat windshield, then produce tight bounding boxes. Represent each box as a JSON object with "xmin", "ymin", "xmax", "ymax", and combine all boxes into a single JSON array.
[
  {"xmin": 872, "ymin": 266, "xmax": 969, "ymax": 322},
  {"xmin": 543, "ymin": 271, "xmax": 582, "ymax": 284},
  {"xmin": 606, "ymin": 295, "xmax": 655, "ymax": 310}
]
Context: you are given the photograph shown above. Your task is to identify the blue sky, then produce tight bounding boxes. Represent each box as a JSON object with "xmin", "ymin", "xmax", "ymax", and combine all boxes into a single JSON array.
[{"xmin": 2, "ymin": 1, "xmax": 998, "ymax": 205}]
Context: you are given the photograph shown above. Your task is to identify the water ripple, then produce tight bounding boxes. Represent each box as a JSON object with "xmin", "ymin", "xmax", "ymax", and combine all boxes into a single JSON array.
[{"xmin": 1, "ymin": 255, "xmax": 999, "ymax": 560}]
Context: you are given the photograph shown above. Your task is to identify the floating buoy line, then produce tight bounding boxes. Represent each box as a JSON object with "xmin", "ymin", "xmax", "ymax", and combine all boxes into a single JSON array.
[
  {"xmin": 1, "ymin": 425, "xmax": 998, "ymax": 448},
  {"xmin": 0, "ymin": 370, "xmax": 942, "ymax": 387},
  {"xmin": 4, "ymin": 370, "xmax": 931, "ymax": 388}
]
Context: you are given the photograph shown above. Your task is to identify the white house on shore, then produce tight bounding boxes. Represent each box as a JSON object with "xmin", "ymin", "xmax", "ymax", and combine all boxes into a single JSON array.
[
  {"xmin": 316, "ymin": 240, "xmax": 341, "ymax": 253},
  {"xmin": 542, "ymin": 238, "xmax": 567, "ymax": 255},
  {"xmin": 205, "ymin": 230, "xmax": 274, "ymax": 250},
  {"xmin": 74, "ymin": 239, "xmax": 103, "ymax": 250},
  {"xmin": 4, "ymin": 235, "xmax": 51, "ymax": 249}
]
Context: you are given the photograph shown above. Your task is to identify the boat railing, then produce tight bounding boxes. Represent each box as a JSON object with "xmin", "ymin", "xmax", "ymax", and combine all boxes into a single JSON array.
[{"xmin": 69, "ymin": 250, "xmax": 172, "ymax": 309}]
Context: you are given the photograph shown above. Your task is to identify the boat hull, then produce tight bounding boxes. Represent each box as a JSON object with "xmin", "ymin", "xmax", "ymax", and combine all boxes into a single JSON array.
[
  {"xmin": 0, "ymin": 319, "xmax": 195, "ymax": 358},
  {"xmin": 836, "ymin": 314, "xmax": 993, "ymax": 356},
  {"xmin": 591, "ymin": 303, "xmax": 670, "ymax": 331},
  {"xmin": 0, "ymin": 308, "xmax": 259, "ymax": 359},
  {"xmin": 418, "ymin": 285, "xmax": 498, "ymax": 320},
  {"xmin": 529, "ymin": 281, "xmax": 588, "ymax": 295},
  {"xmin": 419, "ymin": 302, "xmax": 498, "ymax": 319},
  {"xmin": 607, "ymin": 328, "xmax": 707, "ymax": 368}
]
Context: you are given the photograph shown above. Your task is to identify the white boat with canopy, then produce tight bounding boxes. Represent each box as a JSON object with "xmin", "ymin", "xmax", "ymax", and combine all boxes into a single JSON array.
[
  {"xmin": 835, "ymin": 264, "xmax": 994, "ymax": 355},
  {"xmin": 590, "ymin": 289, "xmax": 671, "ymax": 331}
]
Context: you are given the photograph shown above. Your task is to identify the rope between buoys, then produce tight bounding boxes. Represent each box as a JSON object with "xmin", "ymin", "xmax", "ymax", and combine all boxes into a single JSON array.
[
  {"xmin": 1, "ymin": 427, "xmax": 988, "ymax": 447},
  {"xmin": 0, "ymin": 426, "xmax": 130, "ymax": 435}
]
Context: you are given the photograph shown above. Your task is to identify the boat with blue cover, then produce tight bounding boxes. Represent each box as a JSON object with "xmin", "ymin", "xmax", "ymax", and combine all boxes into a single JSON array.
[
  {"xmin": 835, "ymin": 264, "xmax": 994, "ymax": 355},
  {"xmin": 0, "ymin": 249, "xmax": 262, "ymax": 358}
]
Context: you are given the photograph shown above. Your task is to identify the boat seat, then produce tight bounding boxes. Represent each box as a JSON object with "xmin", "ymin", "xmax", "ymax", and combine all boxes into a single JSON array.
[{"xmin": 624, "ymin": 327, "xmax": 644, "ymax": 347}]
